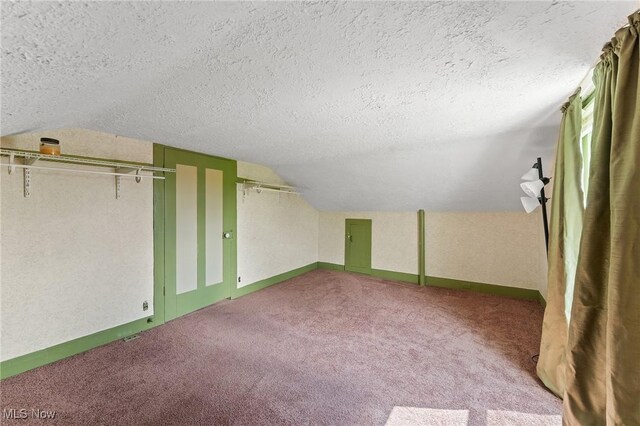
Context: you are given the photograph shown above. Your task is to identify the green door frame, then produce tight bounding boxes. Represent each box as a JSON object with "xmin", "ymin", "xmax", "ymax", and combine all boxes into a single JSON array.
[
  {"xmin": 158, "ymin": 145, "xmax": 237, "ymax": 321},
  {"xmin": 344, "ymin": 218, "xmax": 372, "ymax": 275},
  {"xmin": 152, "ymin": 144, "xmax": 167, "ymax": 325}
]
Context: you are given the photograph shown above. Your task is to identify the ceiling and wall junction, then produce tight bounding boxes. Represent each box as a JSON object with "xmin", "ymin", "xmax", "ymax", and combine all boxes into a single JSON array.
[{"xmin": 2, "ymin": 1, "xmax": 636, "ymax": 210}]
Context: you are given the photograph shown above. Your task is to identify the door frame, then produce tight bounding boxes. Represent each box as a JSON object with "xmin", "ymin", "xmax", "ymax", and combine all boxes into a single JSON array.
[
  {"xmin": 152, "ymin": 144, "xmax": 167, "ymax": 326},
  {"xmin": 158, "ymin": 145, "xmax": 237, "ymax": 322},
  {"xmin": 344, "ymin": 218, "xmax": 372, "ymax": 275}
]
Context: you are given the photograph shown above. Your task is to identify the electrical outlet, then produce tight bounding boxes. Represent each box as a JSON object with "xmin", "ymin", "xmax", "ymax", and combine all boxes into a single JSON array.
[
  {"xmin": 143, "ymin": 301, "xmax": 148, "ymax": 311},
  {"xmin": 238, "ymin": 276, "xmax": 241, "ymax": 283}
]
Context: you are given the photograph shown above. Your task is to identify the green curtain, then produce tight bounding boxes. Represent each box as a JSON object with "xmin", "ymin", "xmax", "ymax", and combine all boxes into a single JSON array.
[
  {"xmin": 563, "ymin": 11, "xmax": 640, "ymax": 425},
  {"xmin": 536, "ymin": 89, "xmax": 583, "ymax": 398},
  {"xmin": 537, "ymin": 10, "xmax": 640, "ymax": 425}
]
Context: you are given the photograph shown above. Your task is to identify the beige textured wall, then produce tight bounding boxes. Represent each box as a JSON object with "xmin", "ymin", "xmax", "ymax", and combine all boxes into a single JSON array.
[
  {"xmin": 318, "ymin": 211, "xmax": 419, "ymax": 275},
  {"xmin": 426, "ymin": 212, "xmax": 547, "ymax": 291},
  {"xmin": 0, "ymin": 129, "xmax": 154, "ymax": 361},
  {"xmin": 237, "ymin": 162, "xmax": 319, "ymax": 287},
  {"xmin": 318, "ymin": 210, "xmax": 547, "ymax": 293}
]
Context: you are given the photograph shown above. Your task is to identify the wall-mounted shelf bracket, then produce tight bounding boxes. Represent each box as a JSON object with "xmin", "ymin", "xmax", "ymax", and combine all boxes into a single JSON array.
[
  {"xmin": 24, "ymin": 165, "xmax": 31, "ymax": 197},
  {"xmin": 21, "ymin": 157, "xmax": 37, "ymax": 198},
  {"xmin": 115, "ymin": 167, "xmax": 142, "ymax": 199},
  {"xmin": 7, "ymin": 152, "xmax": 15, "ymax": 175}
]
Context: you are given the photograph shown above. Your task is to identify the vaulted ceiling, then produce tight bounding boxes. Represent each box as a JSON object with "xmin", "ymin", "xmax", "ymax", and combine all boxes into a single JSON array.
[{"xmin": 2, "ymin": 1, "xmax": 636, "ymax": 210}]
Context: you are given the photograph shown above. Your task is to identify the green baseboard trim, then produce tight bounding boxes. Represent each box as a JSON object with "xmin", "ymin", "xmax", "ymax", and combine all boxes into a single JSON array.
[
  {"xmin": 538, "ymin": 292, "xmax": 547, "ymax": 308},
  {"xmin": 0, "ymin": 316, "xmax": 157, "ymax": 380},
  {"xmin": 320, "ymin": 263, "xmax": 419, "ymax": 285},
  {"xmin": 319, "ymin": 262, "xmax": 539, "ymax": 301},
  {"xmin": 426, "ymin": 276, "xmax": 540, "ymax": 300},
  {"xmin": 231, "ymin": 262, "xmax": 318, "ymax": 299},
  {"xmin": 371, "ymin": 268, "xmax": 420, "ymax": 284},
  {"xmin": 317, "ymin": 262, "xmax": 345, "ymax": 271}
]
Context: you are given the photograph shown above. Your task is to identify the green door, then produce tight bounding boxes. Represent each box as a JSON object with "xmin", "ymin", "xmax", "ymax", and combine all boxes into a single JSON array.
[
  {"xmin": 345, "ymin": 219, "xmax": 372, "ymax": 274},
  {"xmin": 164, "ymin": 148, "xmax": 237, "ymax": 320}
]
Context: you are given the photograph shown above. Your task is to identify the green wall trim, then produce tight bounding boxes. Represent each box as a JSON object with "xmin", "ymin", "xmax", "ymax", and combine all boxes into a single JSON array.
[
  {"xmin": 0, "ymin": 317, "xmax": 157, "ymax": 380},
  {"xmin": 319, "ymin": 262, "xmax": 540, "ymax": 301},
  {"xmin": 153, "ymin": 145, "xmax": 235, "ymax": 163},
  {"xmin": 317, "ymin": 262, "xmax": 345, "ymax": 271},
  {"xmin": 152, "ymin": 144, "xmax": 167, "ymax": 326},
  {"xmin": 426, "ymin": 276, "xmax": 540, "ymax": 300},
  {"xmin": 231, "ymin": 263, "xmax": 318, "ymax": 299},
  {"xmin": 538, "ymin": 292, "xmax": 548, "ymax": 308},
  {"xmin": 371, "ymin": 268, "xmax": 420, "ymax": 284},
  {"xmin": 318, "ymin": 263, "xmax": 420, "ymax": 286},
  {"xmin": 418, "ymin": 209, "xmax": 426, "ymax": 286}
]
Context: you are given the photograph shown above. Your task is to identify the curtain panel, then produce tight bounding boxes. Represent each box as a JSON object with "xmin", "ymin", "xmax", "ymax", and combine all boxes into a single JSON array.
[
  {"xmin": 537, "ymin": 89, "xmax": 583, "ymax": 398},
  {"xmin": 538, "ymin": 10, "xmax": 640, "ymax": 425}
]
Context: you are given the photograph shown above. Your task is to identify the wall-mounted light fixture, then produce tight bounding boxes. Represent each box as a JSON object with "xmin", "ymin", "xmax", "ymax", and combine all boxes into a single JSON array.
[
  {"xmin": 520, "ymin": 157, "xmax": 551, "ymax": 254},
  {"xmin": 521, "ymin": 177, "xmax": 550, "ymax": 199},
  {"xmin": 521, "ymin": 196, "xmax": 542, "ymax": 214}
]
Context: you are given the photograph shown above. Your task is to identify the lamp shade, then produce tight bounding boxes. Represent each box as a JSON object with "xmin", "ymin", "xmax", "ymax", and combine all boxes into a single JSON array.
[
  {"xmin": 521, "ymin": 179, "xmax": 546, "ymax": 198},
  {"xmin": 521, "ymin": 167, "xmax": 539, "ymax": 181},
  {"xmin": 521, "ymin": 196, "xmax": 540, "ymax": 213}
]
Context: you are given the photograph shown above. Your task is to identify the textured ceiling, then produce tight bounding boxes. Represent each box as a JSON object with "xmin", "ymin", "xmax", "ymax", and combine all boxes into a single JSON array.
[{"xmin": 2, "ymin": 1, "xmax": 637, "ymax": 211}]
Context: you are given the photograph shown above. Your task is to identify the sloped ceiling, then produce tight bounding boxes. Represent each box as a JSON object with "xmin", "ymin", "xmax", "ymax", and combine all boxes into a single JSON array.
[{"xmin": 2, "ymin": 1, "xmax": 637, "ymax": 211}]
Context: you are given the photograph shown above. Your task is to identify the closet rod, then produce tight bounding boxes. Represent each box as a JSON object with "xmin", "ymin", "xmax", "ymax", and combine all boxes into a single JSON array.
[
  {"xmin": 249, "ymin": 186, "xmax": 297, "ymax": 194},
  {"xmin": 0, "ymin": 163, "xmax": 165, "ymax": 180}
]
